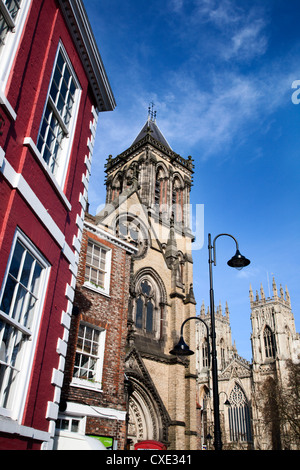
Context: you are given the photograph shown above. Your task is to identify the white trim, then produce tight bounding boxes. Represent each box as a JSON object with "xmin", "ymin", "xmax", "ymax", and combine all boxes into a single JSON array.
[
  {"xmin": 84, "ymin": 240, "xmax": 112, "ymax": 296},
  {"xmin": 51, "ymin": 369, "xmax": 64, "ymax": 388},
  {"xmin": 36, "ymin": 41, "xmax": 82, "ymax": 189},
  {"xmin": 0, "ymin": 228, "xmax": 51, "ymax": 422},
  {"xmin": 23, "ymin": 137, "xmax": 72, "ymax": 210},
  {"xmin": 46, "ymin": 402, "xmax": 59, "ymax": 421},
  {"xmin": 0, "ymin": 145, "xmax": 4, "ymax": 167},
  {"xmin": 0, "ymin": 150, "xmax": 76, "ymax": 267},
  {"xmin": 71, "ymin": 322, "xmax": 106, "ymax": 391},
  {"xmin": 0, "ymin": 0, "xmax": 32, "ymax": 96},
  {"xmin": 57, "ymin": 337, "xmax": 68, "ymax": 357},
  {"xmin": 65, "ymin": 283, "xmax": 75, "ymax": 302},
  {"xmin": 0, "ymin": 86, "xmax": 17, "ymax": 120},
  {"xmin": 84, "ymin": 220, "xmax": 138, "ymax": 254},
  {"xmin": 57, "ymin": 0, "xmax": 115, "ymax": 111},
  {"xmin": 0, "ymin": 416, "xmax": 50, "ymax": 443},
  {"xmin": 64, "ymin": 401, "xmax": 126, "ymax": 422}
]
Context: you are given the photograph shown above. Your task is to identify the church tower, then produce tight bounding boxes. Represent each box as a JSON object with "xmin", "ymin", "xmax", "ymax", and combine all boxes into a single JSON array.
[
  {"xmin": 95, "ymin": 107, "xmax": 197, "ymax": 450},
  {"xmin": 250, "ymin": 277, "xmax": 297, "ymax": 374},
  {"xmin": 250, "ymin": 277, "xmax": 300, "ymax": 449}
]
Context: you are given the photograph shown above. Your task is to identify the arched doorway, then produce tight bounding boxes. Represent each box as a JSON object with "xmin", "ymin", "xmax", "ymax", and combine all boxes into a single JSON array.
[{"xmin": 126, "ymin": 376, "xmax": 169, "ymax": 449}]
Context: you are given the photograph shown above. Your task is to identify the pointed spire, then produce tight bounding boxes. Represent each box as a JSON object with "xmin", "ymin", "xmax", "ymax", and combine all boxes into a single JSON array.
[
  {"xmin": 280, "ymin": 284, "xmax": 284, "ymax": 299},
  {"xmin": 272, "ymin": 277, "xmax": 278, "ymax": 298},
  {"xmin": 249, "ymin": 284, "xmax": 254, "ymax": 303},
  {"xmin": 225, "ymin": 301, "xmax": 230, "ymax": 319},
  {"xmin": 260, "ymin": 284, "xmax": 265, "ymax": 300},
  {"xmin": 132, "ymin": 108, "xmax": 172, "ymax": 149},
  {"xmin": 185, "ymin": 283, "xmax": 196, "ymax": 305},
  {"xmin": 285, "ymin": 285, "xmax": 291, "ymax": 306},
  {"xmin": 165, "ymin": 214, "xmax": 178, "ymax": 268},
  {"xmin": 200, "ymin": 300, "xmax": 206, "ymax": 317}
]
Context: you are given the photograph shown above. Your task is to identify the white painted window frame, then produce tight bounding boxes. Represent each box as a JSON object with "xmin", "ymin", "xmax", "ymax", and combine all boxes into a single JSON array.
[
  {"xmin": 0, "ymin": 228, "xmax": 50, "ymax": 421},
  {"xmin": 83, "ymin": 239, "xmax": 112, "ymax": 297},
  {"xmin": 0, "ymin": 0, "xmax": 32, "ymax": 120},
  {"xmin": 36, "ymin": 41, "xmax": 82, "ymax": 189},
  {"xmin": 71, "ymin": 321, "xmax": 106, "ymax": 392}
]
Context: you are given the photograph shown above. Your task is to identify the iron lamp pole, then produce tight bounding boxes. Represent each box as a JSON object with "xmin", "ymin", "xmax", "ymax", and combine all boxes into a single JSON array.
[
  {"xmin": 209, "ymin": 233, "xmax": 250, "ymax": 450},
  {"xmin": 170, "ymin": 233, "xmax": 250, "ymax": 451}
]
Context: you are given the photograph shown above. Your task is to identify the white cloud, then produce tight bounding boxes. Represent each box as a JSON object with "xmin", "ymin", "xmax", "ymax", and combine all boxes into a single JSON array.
[
  {"xmin": 197, "ymin": 0, "xmax": 243, "ymax": 26},
  {"xmin": 154, "ymin": 62, "xmax": 295, "ymax": 159},
  {"xmin": 223, "ymin": 18, "xmax": 268, "ymax": 61},
  {"xmin": 168, "ymin": 0, "xmax": 184, "ymax": 13},
  {"xmin": 168, "ymin": 0, "xmax": 268, "ymax": 63}
]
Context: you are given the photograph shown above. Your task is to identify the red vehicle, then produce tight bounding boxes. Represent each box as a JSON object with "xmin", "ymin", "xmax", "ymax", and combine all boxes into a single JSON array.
[{"xmin": 134, "ymin": 440, "xmax": 167, "ymax": 450}]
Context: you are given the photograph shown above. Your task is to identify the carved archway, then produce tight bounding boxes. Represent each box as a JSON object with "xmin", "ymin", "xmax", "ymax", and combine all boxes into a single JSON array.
[{"xmin": 125, "ymin": 349, "xmax": 170, "ymax": 449}]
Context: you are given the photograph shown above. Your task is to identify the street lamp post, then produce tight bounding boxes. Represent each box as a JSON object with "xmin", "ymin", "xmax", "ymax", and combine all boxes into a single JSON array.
[{"xmin": 170, "ymin": 233, "xmax": 250, "ymax": 451}]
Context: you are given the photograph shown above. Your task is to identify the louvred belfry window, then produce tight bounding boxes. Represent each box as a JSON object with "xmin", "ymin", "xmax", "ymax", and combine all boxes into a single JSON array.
[
  {"xmin": 172, "ymin": 177, "xmax": 183, "ymax": 222},
  {"xmin": 264, "ymin": 326, "xmax": 276, "ymax": 359}
]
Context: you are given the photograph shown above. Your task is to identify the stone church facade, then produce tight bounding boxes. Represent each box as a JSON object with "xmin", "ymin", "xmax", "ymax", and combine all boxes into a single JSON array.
[
  {"xmin": 95, "ymin": 111, "xmax": 198, "ymax": 450},
  {"xmin": 196, "ymin": 279, "xmax": 300, "ymax": 450}
]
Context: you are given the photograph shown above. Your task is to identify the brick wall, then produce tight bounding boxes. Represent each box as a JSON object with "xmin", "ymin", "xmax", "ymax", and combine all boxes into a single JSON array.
[{"xmin": 61, "ymin": 215, "xmax": 132, "ymax": 449}]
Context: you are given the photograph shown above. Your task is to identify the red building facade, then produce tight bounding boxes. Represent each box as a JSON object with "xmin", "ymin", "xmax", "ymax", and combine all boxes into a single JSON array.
[
  {"xmin": 56, "ymin": 214, "xmax": 136, "ymax": 450},
  {"xmin": 0, "ymin": 0, "xmax": 115, "ymax": 450}
]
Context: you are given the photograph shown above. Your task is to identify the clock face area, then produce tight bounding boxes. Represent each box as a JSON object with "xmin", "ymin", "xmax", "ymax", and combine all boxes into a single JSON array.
[{"xmin": 115, "ymin": 214, "xmax": 149, "ymax": 259}]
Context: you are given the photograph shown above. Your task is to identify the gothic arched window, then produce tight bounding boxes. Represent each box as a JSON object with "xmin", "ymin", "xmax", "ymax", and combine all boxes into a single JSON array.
[
  {"xmin": 228, "ymin": 384, "xmax": 252, "ymax": 443},
  {"xmin": 264, "ymin": 326, "xmax": 276, "ymax": 359},
  {"xmin": 135, "ymin": 280, "xmax": 154, "ymax": 333},
  {"xmin": 220, "ymin": 339, "xmax": 226, "ymax": 369},
  {"xmin": 199, "ymin": 386, "xmax": 210, "ymax": 448},
  {"xmin": 202, "ymin": 340, "xmax": 209, "ymax": 368},
  {"xmin": 133, "ymin": 270, "xmax": 167, "ymax": 340}
]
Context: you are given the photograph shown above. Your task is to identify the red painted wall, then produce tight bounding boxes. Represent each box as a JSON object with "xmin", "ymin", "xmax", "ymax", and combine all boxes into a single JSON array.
[{"xmin": 0, "ymin": 0, "xmax": 99, "ymax": 449}]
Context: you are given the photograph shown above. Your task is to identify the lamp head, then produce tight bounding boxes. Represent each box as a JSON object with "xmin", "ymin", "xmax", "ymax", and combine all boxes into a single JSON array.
[
  {"xmin": 227, "ymin": 249, "xmax": 250, "ymax": 270},
  {"xmin": 169, "ymin": 336, "xmax": 194, "ymax": 356}
]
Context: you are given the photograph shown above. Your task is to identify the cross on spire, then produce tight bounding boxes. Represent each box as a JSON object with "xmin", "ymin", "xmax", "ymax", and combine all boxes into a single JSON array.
[{"xmin": 148, "ymin": 102, "xmax": 156, "ymax": 122}]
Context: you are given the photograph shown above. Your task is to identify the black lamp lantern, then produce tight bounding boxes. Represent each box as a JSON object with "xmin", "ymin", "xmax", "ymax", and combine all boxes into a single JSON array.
[
  {"xmin": 169, "ymin": 336, "xmax": 193, "ymax": 356},
  {"xmin": 227, "ymin": 249, "xmax": 250, "ymax": 269}
]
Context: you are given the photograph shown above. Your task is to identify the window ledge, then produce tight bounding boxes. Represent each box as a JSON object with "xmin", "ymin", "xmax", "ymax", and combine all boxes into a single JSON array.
[
  {"xmin": 0, "ymin": 87, "xmax": 17, "ymax": 121},
  {"xmin": 23, "ymin": 137, "xmax": 72, "ymax": 211},
  {"xmin": 83, "ymin": 281, "xmax": 110, "ymax": 298},
  {"xmin": 0, "ymin": 415, "xmax": 50, "ymax": 442},
  {"xmin": 71, "ymin": 378, "xmax": 103, "ymax": 393}
]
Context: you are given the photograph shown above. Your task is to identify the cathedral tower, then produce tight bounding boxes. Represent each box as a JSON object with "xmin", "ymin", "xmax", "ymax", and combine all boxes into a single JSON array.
[
  {"xmin": 250, "ymin": 277, "xmax": 300, "ymax": 449},
  {"xmin": 95, "ymin": 109, "xmax": 197, "ymax": 450},
  {"xmin": 250, "ymin": 277, "xmax": 297, "ymax": 373}
]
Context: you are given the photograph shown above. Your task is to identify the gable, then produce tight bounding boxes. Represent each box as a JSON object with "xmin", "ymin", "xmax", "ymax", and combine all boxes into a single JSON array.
[{"xmin": 220, "ymin": 355, "xmax": 251, "ymax": 380}]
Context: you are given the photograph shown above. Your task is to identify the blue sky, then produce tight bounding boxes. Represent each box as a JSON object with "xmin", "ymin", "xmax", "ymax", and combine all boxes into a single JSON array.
[{"xmin": 83, "ymin": 0, "xmax": 300, "ymax": 361}]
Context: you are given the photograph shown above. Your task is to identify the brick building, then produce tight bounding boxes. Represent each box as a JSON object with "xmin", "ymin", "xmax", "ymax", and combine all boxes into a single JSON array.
[
  {"xmin": 0, "ymin": 0, "xmax": 114, "ymax": 449},
  {"xmin": 56, "ymin": 214, "xmax": 136, "ymax": 450}
]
